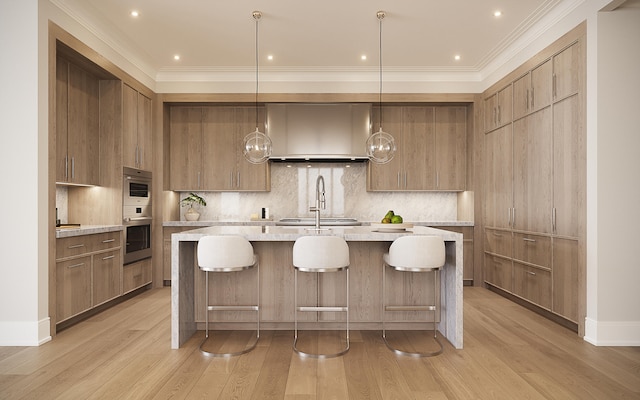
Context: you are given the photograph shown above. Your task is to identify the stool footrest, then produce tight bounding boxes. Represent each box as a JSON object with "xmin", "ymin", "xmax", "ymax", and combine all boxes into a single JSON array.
[
  {"xmin": 297, "ymin": 306, "xmax": 347, "ymax": 312},
  {"xmin": 207, "ymin": 305, "xmax": 259, "ymax": 311},
  {"xmin": 385, "ymin": 305, "xmax": 436, "ymax": 312}
]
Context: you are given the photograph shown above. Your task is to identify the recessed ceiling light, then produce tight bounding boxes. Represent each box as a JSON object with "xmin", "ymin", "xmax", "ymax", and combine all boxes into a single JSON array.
[
  {"xmin": 361, "ymin": 55, "xmax": 367, "ymax": 61},
  {"xmin": 173, "ymin": 55, "xmax": 180, "ymax": 61},
  {"xmin": 454, "ymin": 55, "xmax": 461, "ymax": 61},
  {"xmin": 267, "ymin": 55, "xmax": 273, "ymax": 61},
  {"xmin": 494, "ymin": 10, "xmax": 502, "ymax": 17},
  {"xmin": 130, "ymin": 10, "xmax": 139, "ymax": 17}
]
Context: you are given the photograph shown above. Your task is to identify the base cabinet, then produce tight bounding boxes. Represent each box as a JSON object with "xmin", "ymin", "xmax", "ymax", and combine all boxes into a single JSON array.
[
  {"xmin": 123, "ymin": 258, "xmax": 152, "ymax": 294},
  {"xmin": 512, "ymin": 262, "xmax": 552, "ymax": 310},
  {"xmin": 55, "ymin": 232, "xmax": 122, "ymax": 323},
  {"xmin": 438, "ymin": 226, "xmax": 474, "ymax": 284}
]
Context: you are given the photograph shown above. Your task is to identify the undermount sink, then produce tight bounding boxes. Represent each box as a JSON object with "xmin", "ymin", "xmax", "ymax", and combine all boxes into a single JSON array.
[{"xmin": 276, "ymin": 217, "xmax": 361, "ymax": 226}]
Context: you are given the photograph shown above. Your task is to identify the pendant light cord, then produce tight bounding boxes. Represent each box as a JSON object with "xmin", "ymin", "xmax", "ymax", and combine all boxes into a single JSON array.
[
  {"xmin": 254, "ymin": 11, "xmax": 261, "ymax": 131},
  {"xmin": 378, "ymin": 11, "xmax": 384, "ymax": 131}
]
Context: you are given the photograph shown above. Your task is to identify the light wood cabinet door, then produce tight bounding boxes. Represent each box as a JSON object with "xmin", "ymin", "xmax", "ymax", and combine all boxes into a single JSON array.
[
  {"xmin": 553, "ymin": 42, "xmax": 582, "ymax": 101},
  {"xmin": 123, "ymin": 258, "xmax": 152, "ymax": 294},
  {"xmin": 484, "ymin": 93, "xmax": 498, "ymax": 132},
  {"xmin": 56, "ymin": 255, "xmax": 92, "ymax": 321},
  {"xmin": 484, "ymin": 228, "xmax": 512, "ymax": 258},
  {"xmin": 123, "ymin": 85, "xmax": 153, "ymax": 170},
  {"xmin": 435, "ymin": 106, "xmax": 466, "ymax": 190},
  {"xmin": 513, "ymin": 107, "xmax": 552, "ymax": 233},
  {"xmin": 483, "ymin": 125, "xmax": 512, "ymax": 229},
  {"xmin": 202, "ymin": 106, "xmax": 236, "ymax": 190},
  {"xmin": 530, "ymin": 59, "xmax": 552, "ymax": 113},
  {"xmin": 496, "ymin": 84, "xmax": 513, "ymax": 126},
  {"xmin": 368, "ymin": 106, "xmax": 404, "ymax": 190},
  {"xmin": 93, "ymin": 249, "xmax": 122, "ymax": 306},
  {"xmin": 169, "ymin": 107, "xmax": 203, "ymax": 190},
  {"xmin": 513, "ymin": 262, "xmax": 551, "ymax": 309},
  {"xmin": 137, "ymin": 93, "xmax": 152, "ymax": 170},
  {"xmin": 235, "ymin": 106, "xmax": 270, "ymax": 191},
  {"xmin": 512, "ymin": 73, "xmax": 530, "ymax": 120},
  {"xmin": 122, "ymin": 84, "xmax": 139, "ymax": 169},
  {"xmin": 403, "ymin": 106, "xmax": 435, "ymax": 189},
  {"xmin": 552, "ymin": 238, "xmax": 579, "ymax": 322},
  {"xmin": 513, "ymin": 233, "xmax": 551, "ymax": 268},
  {"xmin": 484, "ymin": 254, "xmax": 512, "ymax": 291},
  {"xmin": 56, "ymin": 58, "xmax": 100, "ymax": 185},
  {"xmin": 553, "ymin": 95, "xmax": 584, "ymax": 238}
]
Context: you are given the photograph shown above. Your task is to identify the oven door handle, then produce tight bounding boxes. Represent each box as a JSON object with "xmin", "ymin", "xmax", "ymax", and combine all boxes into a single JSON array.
[{"xmin": 124, "ymin": 217, "xmax": 153, "ymax": 222}]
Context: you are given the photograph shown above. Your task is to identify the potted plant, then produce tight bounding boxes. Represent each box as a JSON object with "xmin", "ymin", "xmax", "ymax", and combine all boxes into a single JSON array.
[{"xmin": 180, "ymin": 192, "xmax": 206, "ymax": 221}]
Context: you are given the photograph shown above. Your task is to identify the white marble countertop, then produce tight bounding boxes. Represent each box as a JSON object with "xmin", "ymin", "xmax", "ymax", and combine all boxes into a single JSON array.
[
  {"xmin": 163, "ymin": 220, "xmax": 474, "ymax": 228},
  {"xmin": 169, "ymin": 225, "xmax": 462, "ymax": 242},
  {"xmin": 55, "ymin": 224, "xmax": 123, "ymax": 239}
]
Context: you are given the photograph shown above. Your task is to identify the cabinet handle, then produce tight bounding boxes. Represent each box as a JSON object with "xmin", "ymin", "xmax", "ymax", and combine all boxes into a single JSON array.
[
  {"xmin": 140, "ymin": 147, "xmax": 143, "ymax": 168},
  {"xmin": 237, "ymin": 171, "xmax": 240, "ymax": 188},
  {"xmin": 436, "ymin": 171, "xmax": 440, "ymax": 188},
  {"xmin": 197, "ymin": 171, "xmax": 201, "ymax": 189},
  {"xmin": 67, "ymin": 262, "xmax": 85, "ymax": 269},
  {"xmin": 526, "ymin": 270, "xmax": 537, "ymax": 276},
  {"xmin": 531, "ymin": 87, "xmax": 535, "ymax": 109},
  {"xmin": 493, "ymin": 107, "xmax": 497, "ymax": 126},
  {"xmin": 101, "ymin": 255, "xmax": 115, "ymax": 261},
  {"xmin": 71, "ymin": 157, "xmax": 75, "ymax": 180},
  {"xmin": 102, "ymin": 239, "xmax": 116, "ymax": 243},
  {"xmin": 497, "ymin": 105, "xmax": 501, "ymax": 125},
  {"xmin": 397, "ymin": 172, "xmax": 401, "ymax": 188},
  {"xmin": 552, "ymin": 74, "xmax": 557, "ymax": 99},
  {"xmin": 526, "ymin": 89, "xmax": 529, "ymax": 110},
  {"xmin": 230, "ymin": 172, "xmax": 234, "ymax": 188},
  {"xmin": 552, "ymin": 207, "xmax": 557, "ymax": 234},
  {"xmin": 492, "ymin": 232, "xmax": 503, "ymax": 237},
  {"xmin": 523, "ymin": 238, "xmax": 537, "ymax": 243},
  {"xmin": 67, "ymin": 244, "xmax": 85, "ymax": 249},
  {"xmin": 404, "ymin": 172, "xmax": 408, "ymax": 188},
  {"xmin": 65, "ymin": 156, "xmax": 69, "ymax": 181},
  {"xmin": 512, "ymin": 208, "xmax": 516, "ymax": 227}
]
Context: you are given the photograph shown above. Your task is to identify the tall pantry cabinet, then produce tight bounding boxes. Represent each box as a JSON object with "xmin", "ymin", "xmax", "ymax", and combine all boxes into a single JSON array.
[{"xmin": 482, "ymin": 25, "xmax": 585, "ymax": 333}]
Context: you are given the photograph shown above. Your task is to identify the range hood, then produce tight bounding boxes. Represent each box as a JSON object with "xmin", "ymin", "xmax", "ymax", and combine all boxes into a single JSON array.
[{"xmin": 266, "ymin": 103, "xmax": 372, "ymax": 161}]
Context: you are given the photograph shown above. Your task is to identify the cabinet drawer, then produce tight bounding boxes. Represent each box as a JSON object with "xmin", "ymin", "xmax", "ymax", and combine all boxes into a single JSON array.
[
  {"xmin": 484, "ymin": 229, "xmax": 512, "ymax": 257},
  {"xmin": 484, "ymin": 253, "xmax": 512, "ymax": 291},
  {"xmin": 513, "ymin": 262, "xmax": 551, "ymax": 309},
  {"xmin": 57, "ymin": 231, "xmax": 121, "ymax": 259},
  {"xmin": 93, "ymin": 249, "xmax": 122, "ymax": 306},
  {"xmin": 56, "ymin": 255, "xmax": 92, "ymax": 321},
  {"xmin": 513, "ymin": 233, "xmax": 551, "ymax": 268},
  {"xmin": 123, "ymin": 258, "xmax": 152, "ymax": 294}
]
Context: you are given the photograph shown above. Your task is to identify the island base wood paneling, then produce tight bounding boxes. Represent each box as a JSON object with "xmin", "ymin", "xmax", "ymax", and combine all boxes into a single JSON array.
[{"xmin": 192, "ymin": 241, "xmax": 441, "ymax": 329}]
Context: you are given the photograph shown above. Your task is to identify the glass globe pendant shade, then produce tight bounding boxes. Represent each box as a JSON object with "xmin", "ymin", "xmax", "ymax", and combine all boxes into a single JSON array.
[
  {"xmin": 243, "ymin": 128, "xmax": 272, "ymax": 164},
  {"xmin": 366, "ymin": 127, "xmax": 396, "ymax": 164}
]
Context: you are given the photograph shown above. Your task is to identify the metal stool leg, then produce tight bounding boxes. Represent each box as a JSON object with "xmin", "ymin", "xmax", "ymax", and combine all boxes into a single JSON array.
[
  {"xmin": 382, "ymin": 263, "xmax": 443, "ymax": 357},
  {"xmin": 293, "ymin": 268, "xmax": 349, "ymax": 358},
  {"xmin": 200, "ymin": 264, "xmax": 260, "ymax": 357}
]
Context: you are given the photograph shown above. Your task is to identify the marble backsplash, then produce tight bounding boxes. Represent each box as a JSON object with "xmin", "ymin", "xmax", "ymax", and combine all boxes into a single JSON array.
[{"xmin": 179, "ymin": 163, "xmax": 461, "ymax": 222}]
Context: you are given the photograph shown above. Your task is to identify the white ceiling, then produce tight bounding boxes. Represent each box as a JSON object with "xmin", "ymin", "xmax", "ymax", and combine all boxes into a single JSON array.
[{"xmin": 52, "ymin": 0, "xmax": 573, "ymax": 84}]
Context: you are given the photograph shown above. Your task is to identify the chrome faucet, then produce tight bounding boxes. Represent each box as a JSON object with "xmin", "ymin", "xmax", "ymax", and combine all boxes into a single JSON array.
[{"xmin": 309, "ymin": 175, "xmax": 326, "ymax": 229}]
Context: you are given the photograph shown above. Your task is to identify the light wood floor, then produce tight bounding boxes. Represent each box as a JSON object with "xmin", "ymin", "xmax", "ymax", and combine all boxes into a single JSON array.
[{"xmin": 1, "ymin": 287, "xmax": 638, "ymax": 399}]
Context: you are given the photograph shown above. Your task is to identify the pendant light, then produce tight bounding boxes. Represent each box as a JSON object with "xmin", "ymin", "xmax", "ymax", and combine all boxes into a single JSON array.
[
  {"xmin": 366, "ymin": 10, "xmax": 396, "ymax": 164},
  {"xmin": 243, "ymin": 10, "xmax": 272, "ymax": 164}
]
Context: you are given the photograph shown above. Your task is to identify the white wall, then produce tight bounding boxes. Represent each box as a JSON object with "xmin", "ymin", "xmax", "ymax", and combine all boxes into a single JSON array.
[
  {"xmin": 0, "ymin": 0, "xmax": 51, "ymax": 345},
  {"xmin": 584, "ymin": 2, "xmax": 640, "ymax": 345}
]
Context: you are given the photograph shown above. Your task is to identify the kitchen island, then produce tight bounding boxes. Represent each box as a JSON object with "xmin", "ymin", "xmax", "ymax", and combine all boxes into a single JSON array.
[{"xmin": 171, "ymin": 225, "xmax": 463, "ymax": 349}]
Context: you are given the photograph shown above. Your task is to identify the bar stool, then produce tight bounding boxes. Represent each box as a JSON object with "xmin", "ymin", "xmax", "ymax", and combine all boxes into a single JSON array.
[
  {"xmin": 292, "ymin": 235, "xmax": 350, "ymax": 358},
  {"xmin": 197, "ymin": 235, "xmax": 259, "ymax": 357},
  {"xmin": 382, "ymin": 235, "xmax": 445, "ymax": 357}
]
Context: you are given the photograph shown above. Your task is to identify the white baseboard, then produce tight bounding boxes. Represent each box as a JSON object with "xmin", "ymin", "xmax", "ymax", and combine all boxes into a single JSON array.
[
  {"xmin": 584, "ymin": 317, "xmax": 640, "ymax": 346},
  {"xmin": 0, "ymin": 317, "xmax": 51, "ymax": 346}
]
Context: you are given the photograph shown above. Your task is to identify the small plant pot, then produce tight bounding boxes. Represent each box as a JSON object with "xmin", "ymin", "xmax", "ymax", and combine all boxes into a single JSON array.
[{"xmin": 184, "ymin": 207, "xmax": 200, "ymax": 221}]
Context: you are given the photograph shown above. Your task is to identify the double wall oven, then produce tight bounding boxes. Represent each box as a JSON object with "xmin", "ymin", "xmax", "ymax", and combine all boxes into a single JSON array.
[{"xmin": 123, "ymin": 167, "xmax": 152, "ymax": 265}]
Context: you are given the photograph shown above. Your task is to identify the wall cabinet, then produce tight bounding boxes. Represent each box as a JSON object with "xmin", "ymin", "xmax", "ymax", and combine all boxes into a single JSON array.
[
  {"xmin": 56, "ymin": 56, "xmax": 100, "ymax": 185},
  {"xmin": 553, "ymin": 42, "xmax": 582, "ymax": 101},
  {"xmin": 123, "ymin": 84, "xmax": 152, "ymax": 170},
  {"xmin": 513, "ymin": 59, "xmax": 552, "ymax": 120},
  {"xmin": 483, "ymin": 125, "xmax": 513, "ymax": 229},
  {"xmin": 55, "ymin": 232, "xmax": 122, "ymax": 322},
  {"xmin": 169, "ymin": 106, "xmax": 269, "ymax": 191},
  {"xmin": 368, "ymin": 105, "xmax": 467, "ymax": 191},
  {"xmin": 484, "ymin": 84, "xmax": 513, "ymax": 132}
]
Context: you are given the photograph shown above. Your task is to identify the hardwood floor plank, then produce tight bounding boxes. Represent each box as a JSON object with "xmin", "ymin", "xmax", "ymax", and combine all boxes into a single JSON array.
[{"xmin": 1, "ymin": 287, "xmax": 639, "ymax": 400}]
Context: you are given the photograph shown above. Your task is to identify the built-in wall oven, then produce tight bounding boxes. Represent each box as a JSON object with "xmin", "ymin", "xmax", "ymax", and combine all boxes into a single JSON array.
[{"xmin": 123, "ymin": 167, "xmax": 152, "ymax": 265}]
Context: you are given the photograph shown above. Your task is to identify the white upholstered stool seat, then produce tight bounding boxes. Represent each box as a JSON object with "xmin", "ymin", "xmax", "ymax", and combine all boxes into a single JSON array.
[
  {"xmin": 292, "ymin": 235, "xmax": 350, "ymax": 358},
  {"xmin": 382, "ymin": 235, "xmax": 445, "ymax": 357},
  {"xmin": 197, "ymin": 235, "xmax": 260, "ymax": 356}
]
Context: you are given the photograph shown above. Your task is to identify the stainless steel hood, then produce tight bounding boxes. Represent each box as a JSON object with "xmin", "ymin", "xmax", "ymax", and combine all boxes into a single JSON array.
[{"xmin": 266, "ymin": 103, "xmax": 371, "ymax": 161}]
